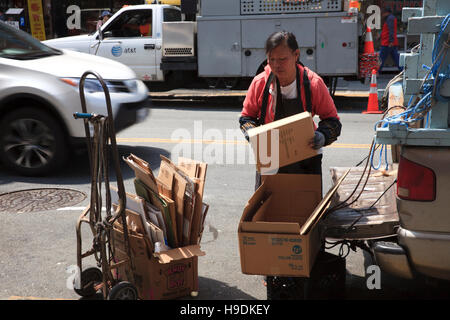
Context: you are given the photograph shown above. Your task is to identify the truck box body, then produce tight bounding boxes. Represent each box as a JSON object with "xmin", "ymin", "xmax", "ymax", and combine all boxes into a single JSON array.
[
  {"xmin": 164, "ymin": 0, "xmax": 359, "ymax": 79},
  {"xmin": 196, "ymin": 12, "xmax": 358, "ymax": 77}
]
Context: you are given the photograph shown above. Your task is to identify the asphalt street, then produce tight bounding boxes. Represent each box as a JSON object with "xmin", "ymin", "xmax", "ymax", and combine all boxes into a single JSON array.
[{"xmin": 0, "ymin": 93, "xmax": 449, "ymax": 301}]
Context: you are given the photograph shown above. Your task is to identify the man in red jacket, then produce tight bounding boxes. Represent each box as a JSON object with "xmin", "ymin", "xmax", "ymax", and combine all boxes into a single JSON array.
[
  {"xmin": 239, "ymin": 31, "xmax": 341, "ymax": 187},
  {"xmin": 379, "ymin": 7, "xmax": 402, "ymax": 72}
]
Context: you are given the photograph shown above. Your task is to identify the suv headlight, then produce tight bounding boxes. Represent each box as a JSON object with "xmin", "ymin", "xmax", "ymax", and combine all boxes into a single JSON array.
[
  {"xmin": 61, "ymin": 78, "xmax": 140, "ymax": 93},
  {"xmin": 60, "ymin": 77, "xmax": 104, "ymax": 93},
  {"xmin": 123, "ymin": 79, "xmax": 138, "ymax": 93}
]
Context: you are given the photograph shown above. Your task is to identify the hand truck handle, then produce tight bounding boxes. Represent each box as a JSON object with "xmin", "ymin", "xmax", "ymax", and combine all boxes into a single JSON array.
[{"xmin": 73, "ymin": 112, "xmax": 94, "ymax": 119}]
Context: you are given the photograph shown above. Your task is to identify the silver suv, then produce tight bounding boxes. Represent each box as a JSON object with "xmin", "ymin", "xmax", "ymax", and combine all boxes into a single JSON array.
[{"xmin": 0, "ymin": 21, "xmax": 149, "ymax": 176}]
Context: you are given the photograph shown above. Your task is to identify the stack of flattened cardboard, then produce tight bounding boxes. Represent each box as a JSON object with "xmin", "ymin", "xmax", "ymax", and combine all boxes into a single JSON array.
[
  {"xmin": 108, "ymin": 154, "xmax": 208, "ymax": 300},
  {"xmin": 122, "ymin": 153, "xmax": 209, "ymax": 250}
]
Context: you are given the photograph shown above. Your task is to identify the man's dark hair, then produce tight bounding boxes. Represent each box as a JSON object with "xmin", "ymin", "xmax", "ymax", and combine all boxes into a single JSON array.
[
  {"xmin": 383, "ymin": 7, "xmax": 392, "ymax": 13},
  {"xmin": 265, "ymin": 31, "xmax": 299, "ymax": 54}
]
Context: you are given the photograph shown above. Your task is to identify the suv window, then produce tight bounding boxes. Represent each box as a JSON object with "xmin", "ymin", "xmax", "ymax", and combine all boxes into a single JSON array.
[
  {"xmin": 163, "ymin": 8, "xmax": 181, "ymax": 22},
  {"xmin": 0, "ymin": 22, "xmax": 61, "ymax": 60},
  {"xmin": 103, "ymin": 9, "xmax": 153, "ymax": 38}
]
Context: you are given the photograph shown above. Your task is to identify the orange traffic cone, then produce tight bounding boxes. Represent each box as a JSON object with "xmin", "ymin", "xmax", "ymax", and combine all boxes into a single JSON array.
[
  {"xmin": 364, "ymin": 27, "xmax": 375, "ymax": 54},
  {"xmin": 363, "ymin": 69, "xmax": 383, "ymax": 114}
]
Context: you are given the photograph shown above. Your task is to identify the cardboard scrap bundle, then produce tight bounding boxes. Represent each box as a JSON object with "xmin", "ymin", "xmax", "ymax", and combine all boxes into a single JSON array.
[{"xmin": 114, "ymin": 154, "xmax": 209, "ymax": 253}]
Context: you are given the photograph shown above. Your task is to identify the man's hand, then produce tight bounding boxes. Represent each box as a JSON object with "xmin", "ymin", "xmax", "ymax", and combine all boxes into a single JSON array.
[
  {"xmin": 309, "ymin": 131, "xmax": 325, "ymax": 149},
  {"xmin": 240, "ymin": 121, "xmax": 256, "ymax": 142}
]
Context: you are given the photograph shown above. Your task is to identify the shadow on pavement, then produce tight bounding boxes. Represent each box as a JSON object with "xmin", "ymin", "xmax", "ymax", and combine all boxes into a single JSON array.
[
  {"xmin": 78, "ymin": 277, "xmax": 257, "ymax": 300},
  {"xmin": 344, "ymin": 250, "xmax": 450, "ymax": 300},
  {"xmin": 0, "ymin": 145, "xmax": 170, "ymax": 187}
]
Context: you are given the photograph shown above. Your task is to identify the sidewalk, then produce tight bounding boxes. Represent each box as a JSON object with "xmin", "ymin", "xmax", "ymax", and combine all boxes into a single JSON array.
[{"xmin": 148, "ymin": 73, "xmax": 398, "ymax": 100}]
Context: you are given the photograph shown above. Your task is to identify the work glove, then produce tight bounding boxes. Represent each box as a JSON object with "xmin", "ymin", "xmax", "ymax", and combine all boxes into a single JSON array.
[
  {"xmin": 240, "ymin": 121, "xmax": 256, "ymax": 142},
  {"xmin": 310, "ymin": 130, "xmax": 325, "ymax": 149}
]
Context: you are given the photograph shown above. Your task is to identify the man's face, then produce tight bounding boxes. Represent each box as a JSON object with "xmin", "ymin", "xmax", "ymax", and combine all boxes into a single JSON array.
[{"xmin": 267, "ymin": 43, "xmax": 299, "ymax": 85}]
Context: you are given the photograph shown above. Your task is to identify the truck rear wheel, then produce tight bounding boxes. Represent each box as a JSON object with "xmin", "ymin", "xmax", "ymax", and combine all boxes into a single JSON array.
[
  {"xmin": 223, "ymin": 77, "xmax": 239, "ymax": 89},
  {"xmin": 166, "ymin": 71, "xmax": 186, "ymax": 89},
  {"xmin": 205, "ymin": 77, "xmax": 221, "ymax": 89}
]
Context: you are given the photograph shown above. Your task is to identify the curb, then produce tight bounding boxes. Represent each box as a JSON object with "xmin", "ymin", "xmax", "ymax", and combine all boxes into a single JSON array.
[{"xmin": 148, "ymin": 89, "xmax": 370, "ymax": 100}]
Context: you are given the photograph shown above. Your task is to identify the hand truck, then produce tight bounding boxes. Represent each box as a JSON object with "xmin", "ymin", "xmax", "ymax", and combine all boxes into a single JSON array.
[{"xmin": 73, "ymin": 71, "xmax": 137, "ymax": 300}]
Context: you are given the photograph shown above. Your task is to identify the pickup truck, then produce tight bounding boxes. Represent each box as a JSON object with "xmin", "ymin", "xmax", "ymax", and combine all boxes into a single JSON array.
[
  {"xmin": 44, "ymin": 4, "xmax": 180, "ymax": 84},
  {"xmin": 325, "ymin": 0, "xmax": 450, "ymax": 291}
]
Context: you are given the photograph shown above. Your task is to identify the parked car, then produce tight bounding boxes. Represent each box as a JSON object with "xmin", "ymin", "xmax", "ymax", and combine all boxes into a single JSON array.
[{"xmin": 0, "ymin": 21, "xmax": 149, "ymax": 176}]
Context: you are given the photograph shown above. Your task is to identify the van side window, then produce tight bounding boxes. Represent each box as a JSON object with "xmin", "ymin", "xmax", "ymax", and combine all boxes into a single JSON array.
[
  {"xmin": 102, "ymin": 9, "xmax": 153, "ymax": 38},
  {"xmin": 163, "ymin": 8, "xmax": 181, "ymax": 22}
]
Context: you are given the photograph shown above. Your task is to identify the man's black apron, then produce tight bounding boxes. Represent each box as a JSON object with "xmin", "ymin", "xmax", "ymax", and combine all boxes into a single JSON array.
[{"xmin": 255, "ymin": 67, "xmax": 322, "ymax": 190}]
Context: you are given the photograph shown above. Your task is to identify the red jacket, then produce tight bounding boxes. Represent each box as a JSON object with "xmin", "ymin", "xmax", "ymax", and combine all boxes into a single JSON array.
[
  {"xmin": 241, "ymin": 64, "xmax": 339, "ymax": 124},
  {"xmin": 381, "ymin": 14, "xmax": 398, "ymax": 46}
]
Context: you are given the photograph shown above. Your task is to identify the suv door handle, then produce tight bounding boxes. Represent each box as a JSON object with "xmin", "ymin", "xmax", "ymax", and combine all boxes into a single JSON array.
[{"xmin": 144, "ymin": 44, "xmax": 155, "ymax": 50}]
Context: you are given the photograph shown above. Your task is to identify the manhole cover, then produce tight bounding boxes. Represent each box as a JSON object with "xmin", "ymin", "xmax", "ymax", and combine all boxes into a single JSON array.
[{"xmin": 0, "ymin": 188, "xmax": 87, "ymax": 213}]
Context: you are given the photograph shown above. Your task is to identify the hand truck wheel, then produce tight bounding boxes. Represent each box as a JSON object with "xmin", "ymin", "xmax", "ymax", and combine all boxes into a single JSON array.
[
  {"xmin": 107, "ymin": 281, "xmax": 138, "ymax": 300},
  {"xmin": 74, "ymin": 267, "xmax": 103, "ymax": 297}
]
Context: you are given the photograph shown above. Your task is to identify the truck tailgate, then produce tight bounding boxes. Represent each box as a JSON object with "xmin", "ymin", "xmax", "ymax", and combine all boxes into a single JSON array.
[{"xmin": 322, "ymin": 166, "xmax": 399, "ymax": 240}]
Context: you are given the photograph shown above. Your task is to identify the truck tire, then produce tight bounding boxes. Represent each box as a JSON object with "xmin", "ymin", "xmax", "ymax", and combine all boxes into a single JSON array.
[
  {"xmin": 205, "ymin": 77, "xmax": 221, "ymax": 89},
  {"xmin": 167, "ymin": 71, "xmax": 185, "ymax": 89},
  {"xmin": 0, "ymin": 107, "xmax": 68, "ymax": 176}
]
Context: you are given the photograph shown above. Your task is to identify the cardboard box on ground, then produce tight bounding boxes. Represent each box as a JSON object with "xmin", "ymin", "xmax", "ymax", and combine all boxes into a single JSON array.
[
  {"xmin": 238, "ymin": 171, "xmax": 350, "ymax": 278},
  {"xmin": 109, "ymin": 153, "xmax": 209, "ymax": 300},
  {"xmin": 239, "ymin": 112, "xmax": 349, "ymax": 277}
]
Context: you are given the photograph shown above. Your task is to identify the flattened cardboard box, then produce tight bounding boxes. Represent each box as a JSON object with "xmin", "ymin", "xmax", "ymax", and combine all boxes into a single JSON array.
[
  {"xmin": 238, "ymin": 174, "xmax": 324, "ymax": 277},
  {"xmin": 247, "ymin": 112, "xmax": 318, "ymax": 173}
]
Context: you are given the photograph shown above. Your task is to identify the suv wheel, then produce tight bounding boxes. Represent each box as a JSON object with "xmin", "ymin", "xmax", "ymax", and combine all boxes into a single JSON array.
[{"xmin": 0, "ymin": 107, "xmax": 68, "ymax": 176}]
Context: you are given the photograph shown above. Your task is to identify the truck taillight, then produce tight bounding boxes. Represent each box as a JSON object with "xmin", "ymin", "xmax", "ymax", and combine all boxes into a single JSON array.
[{"xmin": 397, "ymin": 156, "xmax": 436, "ymax": 201}]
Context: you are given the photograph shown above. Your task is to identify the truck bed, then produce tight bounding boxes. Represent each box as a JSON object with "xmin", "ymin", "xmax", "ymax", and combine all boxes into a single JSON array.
[{"xmin": 322, "ymin": 166, "xmax": 399, "ymax": 240}]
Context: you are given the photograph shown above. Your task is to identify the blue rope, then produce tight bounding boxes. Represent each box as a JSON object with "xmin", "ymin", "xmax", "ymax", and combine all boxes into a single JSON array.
[
  {"xmin": 374, "ymin": 14, "xmax": 449, "ymax": 130},
  {"xmin": 370, "ymin": 14, "xmax": 449, "ymax": 171},
  {"xmin": 376, "ymin": 14, "xmax": 450, "ymax": 130},
  {"xmin": 369, "ymin": 142, "xmax": 389, "ymax": 171}
]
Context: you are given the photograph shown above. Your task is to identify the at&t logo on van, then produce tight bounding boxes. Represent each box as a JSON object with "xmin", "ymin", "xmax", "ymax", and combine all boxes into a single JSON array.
[{"xmin": 111, "ymin": 45, "xmax": 123, "ymax": 57}]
